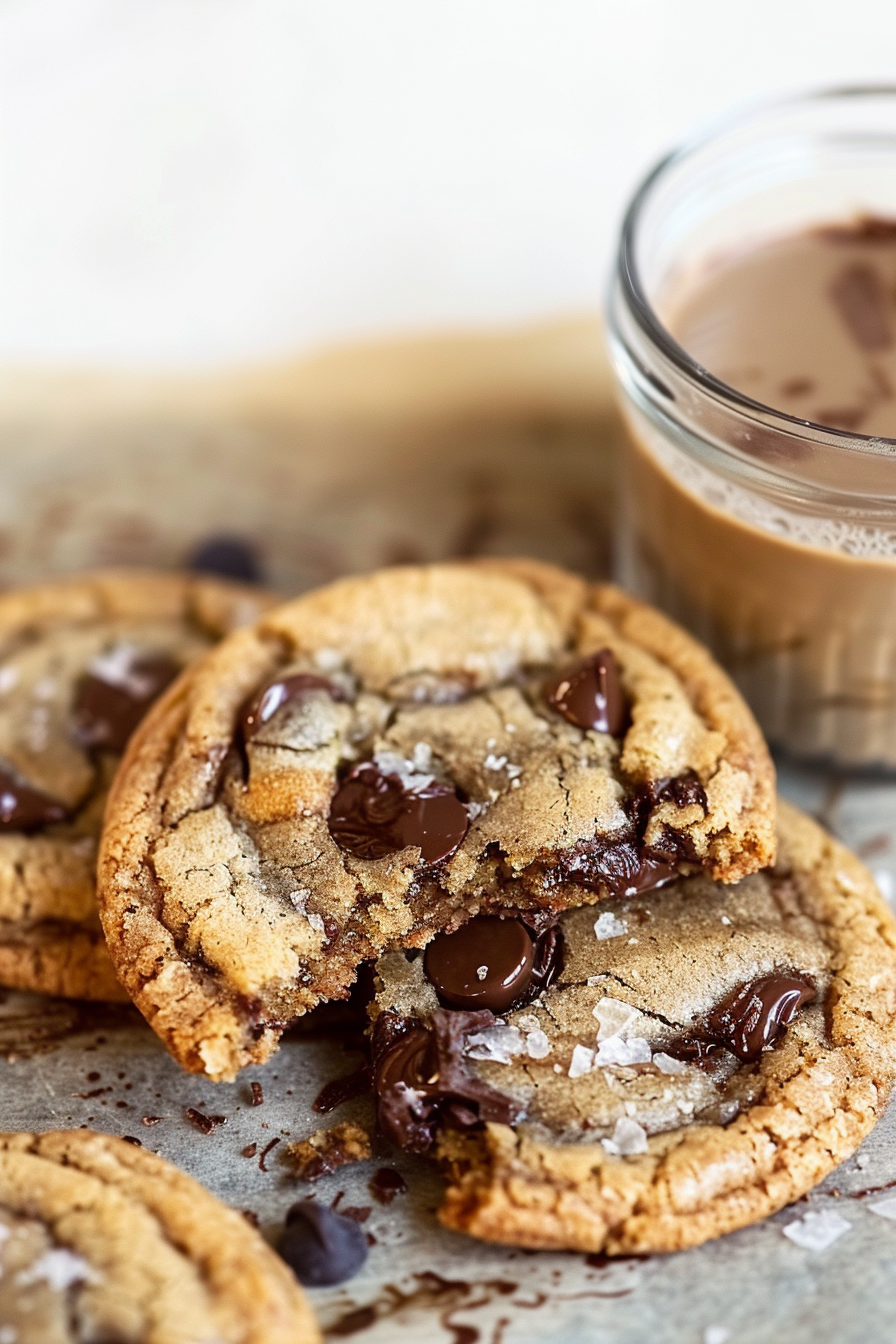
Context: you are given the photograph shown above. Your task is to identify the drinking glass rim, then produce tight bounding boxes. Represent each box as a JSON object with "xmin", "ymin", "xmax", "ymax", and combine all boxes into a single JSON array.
[{"xmin": 616, "ymin": 83, "xmax": 896, "ymax": 454}]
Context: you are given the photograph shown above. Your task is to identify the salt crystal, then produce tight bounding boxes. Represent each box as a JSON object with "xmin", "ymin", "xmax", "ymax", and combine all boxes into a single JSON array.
[
  {"xmin": 720, "ymin": 915, "xmax": 731, "ymax": 926},
  {"xmin": 516, "ymin": 1014, "xmax": 540, "ymax": 1033},
  {"xmin": 856, "ymin": 1153, "xmax": 871, "ymax": 1170},
  {"xmin": 593, "ymin": 997, "xmax": 639, "ymax": 1041},
  {"xmin": 568, "ymin": 1045, "xmax": 595, "ymax": 1078},
  {"xmin": 653, "ymin": 1052, "xmax": 687, "ymax": 1075},
  {"xmin": 466, "ymin": 801, "xmax": 488, "ymax": 820},
  {"xmin": 505, "ymin": 724, "xmax": 517, "ymax": 733},
  {"xmin": 0, "ymin": 667, "xmax": 17, "ymax": 694},
  {"xmin": 782, "ymin": 1209, "xmax": 851, "ymax": 1250},
  {"xmin": 484, "ymin": 753, "xmax": 507, "ymax": 771},
  {"xmin": 595, "ymin": 1036, "xmax": 652, "ymax": 1067},
  {"xmin": 704, "ymin": 1329, "xmax": 730, "ymax": 1344},
  {"xmin": 411, "ymin": 742, "xmax": 433, "ymax": 772},
  {"xmin": 465, "ymin": 1024, "xmax": 525, "ymax": 1064},
  {"xmin": 603, "ymin": 1117, "xmax": 648, "ymax": 1156},
  {"xmin": 306, "ymin": 912, "xmax": 325, "ymax": 933},
  {"xmin": 18, "ymin": 1248, "xmax": 96, "ymax": 1290},
  {"xmin": 526, "ymin": 1030, "xmax": 552, "ymax": 1059},
  {"xmin": 868, "ymin": 1196, "xmax": 896, "ymax": 1221},
  {"xmin": 593, "ymin": 912, "xmax": 627, "ymax": 940}
]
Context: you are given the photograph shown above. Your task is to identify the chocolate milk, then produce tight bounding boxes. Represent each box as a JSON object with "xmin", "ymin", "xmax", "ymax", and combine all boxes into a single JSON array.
[
  {"xmin": 619, "ymin": 221, "xmax": 896, "ymax": 767},
  {"xmin": 668, "ymin": 220, "xmax": 896, "ymax": 436}
]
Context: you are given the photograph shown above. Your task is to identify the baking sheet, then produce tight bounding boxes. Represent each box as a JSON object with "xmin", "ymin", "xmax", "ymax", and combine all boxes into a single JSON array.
[{"xmin": 0, "ymin": 760, "xmax": 893, "ymax": 1344}]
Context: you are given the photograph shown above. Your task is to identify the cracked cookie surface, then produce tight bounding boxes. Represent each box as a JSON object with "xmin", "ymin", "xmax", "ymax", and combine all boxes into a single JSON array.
[
  {"xmin": 97, "ymin": 559, "xmax": 774, "ymax": 1080},
  {"xmin": 371, "ymin": 800, "xmax": 896, "ymax": 1253},
  {"xmin": 0, "ymin": 570, "xmax": 271, "ymax": 1001},
  {"xmin": 0, "ymin": 1128, "xmax": 318, "ymax": 1343}
]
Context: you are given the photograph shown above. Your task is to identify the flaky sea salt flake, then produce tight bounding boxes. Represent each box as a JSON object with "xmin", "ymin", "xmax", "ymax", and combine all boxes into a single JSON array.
[
  {"xmin": 526, "ymin": 1030, "xmax": 551, "ymax": 1059},
  {"xmin": 653, "ymin": 1052, "xmax": 687, "ymax": 1075},
  {"xmin": 782, "ymin": 1209, "xmax": 851, "ymax": 1250},
  {"xmin": 593, "ymin": 997, "xmax": 639, "ymax": 1041},
  {"xmin": 568, "ymin": 1045, "xmax": 595, "ymax": 1078},
  {"xmin": 593, "ymin": 912, "xmax": 627, "ymax": 940},
  {"xmin": 868, "ymin": 1195, "xmax": 896, "ymax": 1221}
]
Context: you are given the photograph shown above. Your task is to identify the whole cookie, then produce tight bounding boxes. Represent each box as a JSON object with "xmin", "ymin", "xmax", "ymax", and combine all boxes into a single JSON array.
[
  {"xmin": 98, "ymin": 559, "xmax": 774, "ymax": 1080},
  {"xmin": 0, "ymin": 1128, "xmax": 318, "ymax": 1343},
  {"xmin": 370, "ymin": 800, "xmax": 896, "ymax": 1253},
  {"xmin": 0, "ymin": 570, "xmax": 271, "ymax": 1001}
]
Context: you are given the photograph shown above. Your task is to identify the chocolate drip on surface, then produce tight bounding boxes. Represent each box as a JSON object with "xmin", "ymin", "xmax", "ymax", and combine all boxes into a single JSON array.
[
  {"xmin": 668, "ymin": 971, "xmax": 817, "ymax": 1065},
  {"xmin": 74, "ymin": 652, "xmax": 180, "ymax": 753},
  {"xmin": 241, "ymin": 672, "xmax": 346, "ymax": 742},
  {"xmin": 372, "ymin": 1009, "xmax": 522, "ymax": 1153},
  {"xmin": 828, "ymin": 263, "xmax": 892, "ymax": 351},
  {"xmin": 329, "ymin": 763, "xmax": 469, "ymax": 866},
  {"xmin": 544, "ymin": 648, "xmax": 628, "ymax": 735},
  {"xmin": 0, "ymin": 767, "xmax": 67, "ymax": 831}
]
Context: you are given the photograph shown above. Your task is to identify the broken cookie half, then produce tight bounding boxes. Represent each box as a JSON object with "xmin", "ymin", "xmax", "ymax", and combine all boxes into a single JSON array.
[
  {"xmin": 371, "ymin": 801, "xmax": 896, "ymax": 1254},
  {"xmin": 97, "ymin": 559, "xmax": 774, "ymax": 1080}
]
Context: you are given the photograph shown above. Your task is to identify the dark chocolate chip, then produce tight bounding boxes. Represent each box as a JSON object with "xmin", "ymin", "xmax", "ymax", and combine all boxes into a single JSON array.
[
  {"xmin": 328, "ymin": 763, "xmax": 468, "ymax": 866},
  {"xmin": 544, "ymin": 648, "xmax": 627, "ymax": 735},
  {"xmin": 278, "ymin": 1201, "xmax": 368, "ymax": 1287},
  {"xmin": 372, "ymin": 1009, "xmax": 522, "ymax": 1154},
  {"xmin": 73, "ymin": 653, "xmax": 180, "ymax": 753},
  {"xmin": 240, "ymin": 673, "xmax": 346, "ymax": 742},
  {"xmin": 0, "ymin": 768, "xmax": 67, "ymax": 831},
  {"xmin": 188, "ymin": 535, "xmax": 262, "ymax": 583},
  {"xmin": 424, "ymin": 917, "xmax": 535, "ymax": 1012},
  {"xmin": 705, "ymin": 972, "xmax": 816, "ymax": 1063}
]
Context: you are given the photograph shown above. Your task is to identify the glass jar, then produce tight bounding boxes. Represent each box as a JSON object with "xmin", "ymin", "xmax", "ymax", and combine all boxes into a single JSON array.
[{"xmin": 609, "ymin": 86, "xmax": 896, "ymax": 771}]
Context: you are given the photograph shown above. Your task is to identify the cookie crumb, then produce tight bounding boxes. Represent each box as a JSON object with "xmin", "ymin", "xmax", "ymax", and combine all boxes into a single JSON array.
[{"xmin": 286, "ymin": 1122, "xmax": 373, "ymax": 1182}]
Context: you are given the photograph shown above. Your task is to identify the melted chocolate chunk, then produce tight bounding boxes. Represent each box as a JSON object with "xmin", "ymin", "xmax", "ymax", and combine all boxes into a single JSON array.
[
  {"xmin": 188, "ymin": 535, "xmax": 262, "ymax": 583},
  {"xmin": 557, "ymin": 836, "xmax": 675, "ymax": 898},
  {"xmin": 706, "ymin": 972, "xmax": 816, "ymax": 1062},
  {"xmin": 329, "ymin": 763, "xmax": 468, "ymax": 866},
  {"xmin": 0, "ymin": 768, "xmax": 67, "ymax": 831},
  {"xmin": 544, "ymin": 648, "xmax": 627, "ymax": 735},
  {"xmin": 530, "ymin": 923, "xmax": 563, "ymax": 995},
  {"xmin": 424, "ymin": 917, "xmax": 535, "ymax": 1012},
  {"xmin": 372, "ymin": 1009, "xmax": 522, "ymax": 1154},
  {"xmin": 74, "ymin": 653, "xmax": 180, "ymax": 753},
  {"xmin": 829, "ymin": 263, "xmax": 892, "ymax": 351},
  {"xmin": 241, "ymin": 673, "xmax": 346, "ymax": 742},
  {"xmin": 668, "ymin": 971, "xmax": 817, "ymax": 1066},
  {"xmin": 278, "ymin": 1201, "xmax": 368, "ymax": 1287}
]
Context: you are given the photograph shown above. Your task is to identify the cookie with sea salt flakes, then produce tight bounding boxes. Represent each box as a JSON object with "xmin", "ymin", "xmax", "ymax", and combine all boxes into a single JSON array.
[
  {"xmin": 0, "ymin": 569, "xmax": 271, "ymax": 1001},
  {"xmin": 97, "ymin": 558, "xmax": 773, "ymax": 1081},
  {"xmin": 0, "ymin": 1128, "xmax": 318, "ymax": 1343},
  {"xmin": 368, "ymin": 799, "xmax": 896, "ymax": 1254}
]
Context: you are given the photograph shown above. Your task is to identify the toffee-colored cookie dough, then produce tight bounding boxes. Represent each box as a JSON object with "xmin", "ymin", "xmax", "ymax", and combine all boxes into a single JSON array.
[
  {"xmin": 0, "ymin": 570, "xmax": 271, "ymax": 1001},
  {"xmin": 97, "ymin": 559, "xmax": 774, "ymax": 1080},
  {"xmin": 0, "ymin": 1128, "xmax": 318, "ymax": 1343},
  {"xmin": 371, "ymin": 801, "xmax": 896, "ymax": 1254}
]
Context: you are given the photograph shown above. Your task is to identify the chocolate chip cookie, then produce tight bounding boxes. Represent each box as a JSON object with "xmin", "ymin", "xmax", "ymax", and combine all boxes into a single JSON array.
[
  {"xmin": 0, "ymin": 570, "xmax": 271, "ymax": 1001},
  {"xmin": 97, "ymin": 559, "xmax": 774, "ymax": 1080},
  {"xmin": 0, "ymin": 1128, "xmax": 318, "ymax": 1342},
  {"xmin": 369, "ymin": 799, "xmax": 896, "ymax": 1253}
]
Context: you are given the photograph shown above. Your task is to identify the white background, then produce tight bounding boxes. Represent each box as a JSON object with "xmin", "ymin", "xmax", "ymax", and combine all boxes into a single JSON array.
[{"xmin": 2, "ymin": 0, "xmax": 896, "ymax": 367}]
